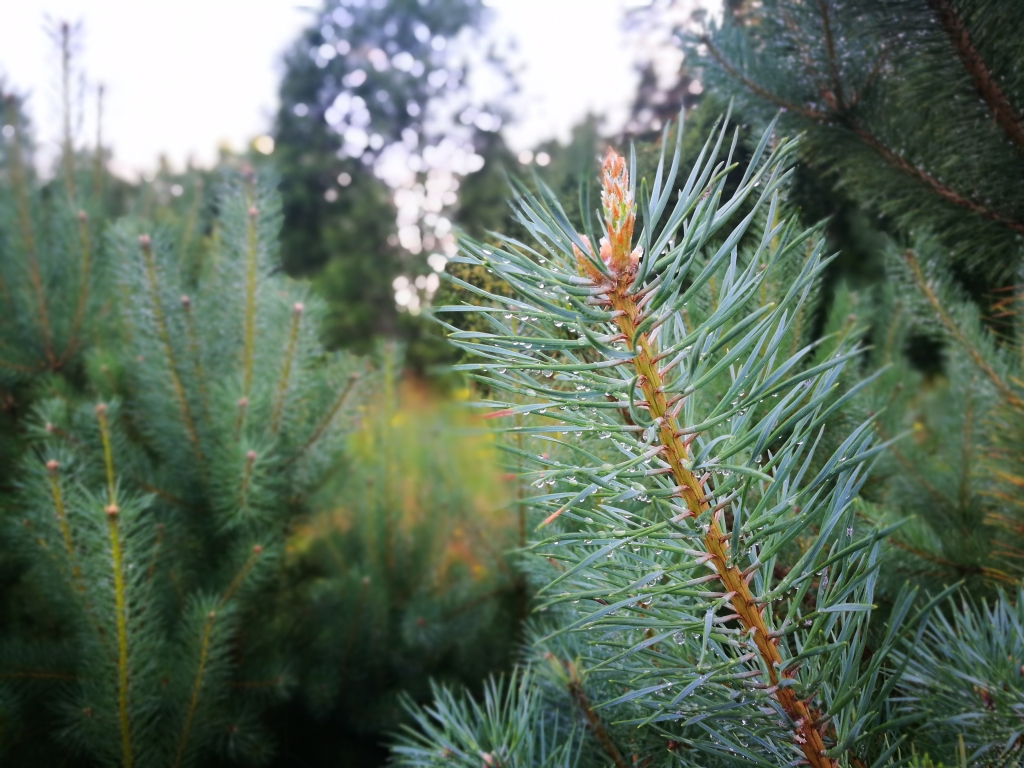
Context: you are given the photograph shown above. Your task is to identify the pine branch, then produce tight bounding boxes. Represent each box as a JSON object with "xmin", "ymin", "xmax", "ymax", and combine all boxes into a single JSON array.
[
  {"xmin": 903, "ymin": 249, "xmax": 1020, "ymax": 406},
  {"xmin": 180, "ymin": 295, "xmax": 210, "ymax": 423},
  {"xmin": 700, "ymin": 36, "xmax": 1024, "ymax": 238},
  {"xmin": 95, "ymin": 402, "xmax": 134, "ymax": 768},
  {"xmin": 700, "ymin": 36, "xmax": 825, "ymax": 121},
  {"xmin": 850, "ymin": 126, "xmax": 1024, "ymax": 237},
  {"xmin": 57, "ymin": 210, "xmax": 93, "ymax": 369},
  {"xmin": 816, "ymin": 0, "xmax": 845, "ymax": 112},
  {"xmin": 289, "ymin": 371, "xmax": 361, "ymax": 463},
  {"xmin": 137, "ymin": 234, "xmax": 206, "ymax": 465},
  {"xmin": 573, "ymin": 154, "xmax": 835, "ymax": 766},
  {"xmin": 241, "ymin": 202, "xmax": 259, "ymax": 401},
  {"xmin": 431, "ymin": 121, "xmax": 895, "ymax": 766},
  {"xmin": 562, "ymin": 660, "xmax": 626, "ymax": 768},
  {"xmin": 270, "ymin": 302, "xmax": 303, "ymax": 434},
  {"xmin": 176, "ymin": 178, "xmax": 202, "ymax": 263},
  {"xmin": 173, "ymin": 545, "xmax": 263, "ymax": 768},
  {"xmin": 2, "ymin": 97, "xmax": 54, "ymax": 367},
  {"xmin": 926, "ymin": 0, "xmax": 1024, "ymax": 153},
  {"xmin": 44, "ymin": 459, "xmax": 84, "ymax": 589}
]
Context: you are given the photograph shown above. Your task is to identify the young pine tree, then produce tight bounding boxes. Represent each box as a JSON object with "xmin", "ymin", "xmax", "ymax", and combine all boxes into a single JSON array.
[
  {"xmin": 392, "ymin": 116, "xmax": 956, "ymax": 767},
  {"xmin": 0, "ymin": 96, "xmax": 365, "ymax": 764}
]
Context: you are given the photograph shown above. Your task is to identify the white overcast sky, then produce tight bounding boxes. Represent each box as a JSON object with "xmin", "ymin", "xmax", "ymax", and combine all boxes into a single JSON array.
[{"xmin": 0, "ymin": 0, "xmax": 701, "ymax": 177}]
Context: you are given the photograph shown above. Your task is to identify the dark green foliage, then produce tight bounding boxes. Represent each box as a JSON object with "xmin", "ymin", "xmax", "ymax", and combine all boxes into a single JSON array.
[
  {"xmin": 0, "ymin": 90, "xmax": 106, "ymax": 389},
  {"xmin": 697, "ymin": 0, "xmax": 1024, "ymax": 595},
  {"xmin": 845, "ymin": 243, "xmax": 1024, "ymax": 592},
  {"xmin": 695, "ymin": 0, "xmax": 1024, "ymax": 283}
]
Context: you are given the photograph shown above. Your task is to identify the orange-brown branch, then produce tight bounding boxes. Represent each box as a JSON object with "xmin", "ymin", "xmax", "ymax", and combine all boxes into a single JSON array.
[{"xmin": 607, "ymin": 279, "xmax": 834, "ymax": 767}]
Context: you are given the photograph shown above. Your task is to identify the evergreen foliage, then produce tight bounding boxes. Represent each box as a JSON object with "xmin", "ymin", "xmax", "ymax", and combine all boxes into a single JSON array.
[
  {"xmin": 270, "ymin": 354, "xmax": 521, "ymax": 736},
  {"xmin": 694, "ymin": 0, "xmax": 1024, "ymax": 281},
  {"xmin": 1, "ymin": 70, "xmax": 522, "ymax": 765},
  {"xmin": 696, "ymin": 0, "xmax": 1024, "ymax": 592},
  {"xmin": 0, "ymin": 151, "xmax": 363, "ymax": 764},
  {"xmin": 0, "ymin": 81, "xmax": 371, "ymax": 762},
  {"xmin": 394, "ymin": 115, "xmax": 956, "ymax": 767}
]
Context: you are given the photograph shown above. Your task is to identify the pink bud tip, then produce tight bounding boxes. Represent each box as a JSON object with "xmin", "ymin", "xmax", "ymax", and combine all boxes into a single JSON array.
[
  {"xmin": 246, "ymin": 450, "xmax": 257, "ymax": 461},
  {"xmin": 94, "ymin": 403, "xmax": 107, "ymax": 416},
  {"xmin": 293, "ymin": 302, "xmax": 305, "ymax": 314},
  {"xmin": 248, "ymin": 206, "xmax": 258, "ymax": 218},
  {"xmin": 77, "ymin": 210, "xmax": 87, "ymax": 221},
  {"xmin": 180, "ymin": 295, "xmax": 191, "ymax": 307},
  {"xmin": 45, "ymin": 459, "xmax": 60, "ymax": 472},
  {"xmin": 253, "ymin": 544, "xmax": 263, "ymax": 554},
  {"xmin": 237, "ymin": 397, "xmax": 249, "ymax": 408},
  {"xmin": 138, "ymin": 234, "xmax": 151, "ymax": 246},
  {"xmin": 105, "ymin": 504, "xmax": 119, "ymax": 516}
]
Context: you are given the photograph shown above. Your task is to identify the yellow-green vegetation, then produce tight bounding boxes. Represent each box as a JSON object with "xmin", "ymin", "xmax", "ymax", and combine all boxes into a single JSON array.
[{"xmin": 275, "ymin": 354, "xmax": 522, "ymax": 733}]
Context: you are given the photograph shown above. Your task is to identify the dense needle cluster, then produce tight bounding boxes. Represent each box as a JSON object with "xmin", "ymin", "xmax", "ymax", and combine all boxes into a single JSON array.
[{"xmin": 395, "ymin": 116, "xmax": 940, "ymax": 767}]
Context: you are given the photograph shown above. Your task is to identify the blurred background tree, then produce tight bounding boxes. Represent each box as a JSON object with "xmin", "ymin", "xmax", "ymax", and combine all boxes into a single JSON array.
[
  {"xmin": 0, "ymin": 16, "xmax": 523, "ymax": 767},
  {"xmin": 272, "ymin": 0, "xmax": 513, "ymax": 356}
]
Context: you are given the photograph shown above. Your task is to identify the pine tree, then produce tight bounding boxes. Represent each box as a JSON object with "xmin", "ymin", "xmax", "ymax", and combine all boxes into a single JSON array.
[
  {"xmin": 2, "ymin": 48, "xmax": 525, "ymax": 763},
  {"xmin": 694, "ymin": 0, "xmax": 1024, "ymax": 592},
  {"xmin": 0, "ymin": 84, "xmax": 368, "ymax": 762},
  {"xmin": 268, "ymin": 350, "xmax": 521, "ymax": 740},
  {"xmin": 391, "ymin": 114, "xmax": 961, "ymax": 767},
  {"xmin": 695, "ymin": 0, "xmax": 1024, "ymax": 281}
]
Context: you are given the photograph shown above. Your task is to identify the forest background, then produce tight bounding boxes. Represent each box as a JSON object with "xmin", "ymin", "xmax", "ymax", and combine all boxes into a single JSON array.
[{"xmin": 1, "ymin": 0, "xmax": 1021, "ymax": 765}]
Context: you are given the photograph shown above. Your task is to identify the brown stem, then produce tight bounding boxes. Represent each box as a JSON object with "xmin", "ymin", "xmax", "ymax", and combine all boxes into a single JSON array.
[
  {"xmin": 138, "ymin": 236, "xmax": 206, "ymax": 466},
  {"xmin": 701, "ymin": 37, "xmax": 828, "ymax": 121},
  {"xmin": 926, "ymin": 0, "xmax": 1024, "ymax": 152},
  {"xmin": 702, "ymin": 38, "xmax": 1024, "ymax": 237},
  {"xmin": 904, "ymin": 249, "xmax": 1021, "ymax": 406},
  {"xmin": 565, "ymin": 672, "xmax": 626, "ymax": 768},
  {"xmin": 816, "ymin": 0, "xmax": 845, "ymax": 111},
  {"xmin": 608, "ymin": 274, "xmax": 835, "ymax": 767},
  {"xmin": 851, "ymin": 127, "xmax": 1024, "ymax": 236},
  {"xmin": 288, "ymin": 372, "xmax": 360, "ymax": 464}
]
